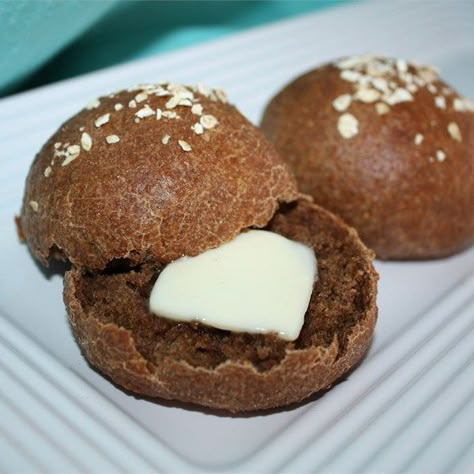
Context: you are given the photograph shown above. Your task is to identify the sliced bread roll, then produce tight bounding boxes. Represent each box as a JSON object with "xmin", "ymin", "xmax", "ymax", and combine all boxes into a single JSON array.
[{"xmin": 19, "ymin": 82, "xmax": 377, "ymax": 412}]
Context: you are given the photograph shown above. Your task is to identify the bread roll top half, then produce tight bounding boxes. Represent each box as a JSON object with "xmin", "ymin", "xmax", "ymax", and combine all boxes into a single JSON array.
[{"xmin": 21, "ymin": 83, "xmax": 298, "ymax": 270}]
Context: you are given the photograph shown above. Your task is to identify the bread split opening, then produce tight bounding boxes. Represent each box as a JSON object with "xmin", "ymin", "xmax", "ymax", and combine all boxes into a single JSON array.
[{"xmin": 67, "ymin": 200, "xmax": 377, "ymax": 374}]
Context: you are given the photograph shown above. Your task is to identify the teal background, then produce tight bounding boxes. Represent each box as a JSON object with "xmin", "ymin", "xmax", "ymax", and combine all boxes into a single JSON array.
[
  {"xmin": 0, "ymin": 0, "xmax": 117, "ymax": 94},
  {"xmin": 0, "ymin": 1, "xmax": 353, "ymax": 96}
]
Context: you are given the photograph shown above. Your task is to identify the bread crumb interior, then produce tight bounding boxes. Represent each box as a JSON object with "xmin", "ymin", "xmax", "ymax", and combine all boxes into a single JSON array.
[{"xmin": 75, "ymin": 202, "xmax": 374, "ymax": 372}]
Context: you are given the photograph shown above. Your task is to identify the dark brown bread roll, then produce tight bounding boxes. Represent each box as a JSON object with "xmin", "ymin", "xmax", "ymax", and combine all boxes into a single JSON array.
[
  {"xmin": 19, "ymin": 82, "xmax": 378, "ymax": 412},
  {"xmin": 261, "ymin": 55, "xmax": 474, "ymax": 259}
]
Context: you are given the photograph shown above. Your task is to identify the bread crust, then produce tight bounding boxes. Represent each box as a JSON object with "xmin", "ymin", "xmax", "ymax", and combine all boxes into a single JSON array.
[
  {"xmin": 261, "ymin": 58, "xmax": 474, "ymax": 259},
  {"xmin": 65, "ymin": 200, "xmax": 378, "ymax": 412},
  {"xmin": 20, "ymin": 85, "xmax": 297, "ymax": 270}
]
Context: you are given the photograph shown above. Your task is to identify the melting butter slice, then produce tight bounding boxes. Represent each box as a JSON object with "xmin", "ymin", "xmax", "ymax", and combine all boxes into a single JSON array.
[{"xmin": 149, "ymin": 230, "xmax": 317, "ymax": 341}]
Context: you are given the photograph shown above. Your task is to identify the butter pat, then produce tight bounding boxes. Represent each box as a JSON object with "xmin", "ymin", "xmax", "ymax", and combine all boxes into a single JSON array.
[{"xmin": 149, "ymin": 230, "xmax": 317, "ymax": 341}]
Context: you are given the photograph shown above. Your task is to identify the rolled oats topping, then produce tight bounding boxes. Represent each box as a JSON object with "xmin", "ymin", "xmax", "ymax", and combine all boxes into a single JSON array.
[
  {"xmin": 191, "ymin": 104, "xmax": 203, "ymax": 115},
  {"xmin": 337, "ymin": 113, "xmax": 359, "ymax": 139},
  {"xmin": 414, "ymin": 134, "xmax": 424, "ymax": 145},
  {"xmin": 384, "ymin": 88, "xmax": 413, "ymax": 105},
  {"xmin": 135, "ymin": 105, "xmax": 155, "ymax": 119},
  {"xmin": 200, "ymin": 114, "xmax": 218, "ymax": 129},
  {"xmin": 162, "ymin": 110, "xmax": 179, "ymax": 119},
  {"xmin": 331, "ymin": 55, "xmax": 473, "ymax": 160},
  {"xmin": 94, "ymin": 113, "xmax": 110, "ymax": 128},
  {"xmin": 61, "ymin": 144, "xmax": 81, "ymax": 166},
  {"xmin": 354, "ymin": 88, "xmax": 381, "ymax": 103},
  {"xmin": 453, "ymin": 97, "xmax": 474, "ymax": 112},
  {"xmin": 340, "ymin": 69, "xmax": 362, "ymax": 83},
  {"xmin": 135, "ymin": 92, "xmax": 148, "ymax": 103},
  {"xmin": 214, "ymin": 88, "xmax": 228, "ymax": 103},
  {"xmin": 47, "ymin": 82, "xmax": 227, "ymax": 176},
  {"xmin": 86, "ymin": 99, "xmax": 101, "ymax": 110},
  {"xmin": 447, "ymin": 122, "xmax": 462, "ymax": 142},
  {"xmin": 332, "ymin": 94, "xmax": 352, "ymax": 112},
  {"xmin": 178, "ymin": 140, "xmax": 192, "ymax": 152},
  {"xmin": 81, "ymin": 132, "xmax": 92, "ymax": 151},
  {"xmin": 106, "ymin": 135, "xmax": 120, "ymax": 144},
  {"xmin": 191, "ymin": 123, "xmax": 204, "ymax": 135},
  {"xmin": 375, "ymin": 102, "xmax": 390, "ymax": 115},
  {"xmin": 434, "ymin": 96, "xmax": 446, "ymax": 109}
]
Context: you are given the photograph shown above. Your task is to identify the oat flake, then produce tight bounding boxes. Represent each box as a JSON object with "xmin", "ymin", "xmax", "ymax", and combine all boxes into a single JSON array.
[
  {"xmin": 332, "ymin": 94, "xmax": 352, "ymax": 112},
  {"xmin": 375, "ymin": 102, "xmax": 390, "ymax": 115},
  {"xmin": 94, "ymin": 113, "xmax": 110, "ymax": 128},
  {"xmin": 337, "ymin": 113, "xmax": 359, "ymax": 139},
  {"xmin": 200, "ymin": 114, "xmax": 218, "ymax": 129},
  {"xmin": 354, "ymin": 88, "xmax": 380, "ymax": 103},
  {"xmin": 414, "ymin": 133, "xmax": 424, "ymax": 145},
  {"xmin": 106, "ymin": 135, "xmax": 120, "ymax": 144},
  {"xmin": 192, "ymin": 104, "xmax": 203, "ymax": 115},
  {"xmin": 81, "ymin": 132, "xmax": 92, "ymax": 151},
  {"xmin": 178, "ymin": 140, "xmax": 192, "ymax": 151},
  {"xmin": 434, "ymin": 96, "xmax": 446, "ymax": 109},
  {"xmin": 191, "ymin": 123, "xmax": 204, "ymax": 135},
  {"xmin": 447, "ymin": 122, "xmax": 462, "ymax": 142}
]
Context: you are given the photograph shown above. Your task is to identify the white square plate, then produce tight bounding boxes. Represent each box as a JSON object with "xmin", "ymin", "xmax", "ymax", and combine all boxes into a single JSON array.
[{"xmin": 1, "ymin": 1, "xmax": 473, "ymax": 472}]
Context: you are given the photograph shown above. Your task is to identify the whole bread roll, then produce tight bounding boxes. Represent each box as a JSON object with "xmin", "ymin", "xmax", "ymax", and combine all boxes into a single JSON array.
[
  {"xmin": 19, "ymin": 82, "xmax": 378, "ymax": 412},
  {"xmin": 261, "ymin": 55, "xmax": 474, "ymax": 259}
]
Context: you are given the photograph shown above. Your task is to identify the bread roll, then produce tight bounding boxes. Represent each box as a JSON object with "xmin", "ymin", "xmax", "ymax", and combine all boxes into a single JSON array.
[{"xmin": 261, "ymin": 55, "xmax": 474, "ymax": 259}]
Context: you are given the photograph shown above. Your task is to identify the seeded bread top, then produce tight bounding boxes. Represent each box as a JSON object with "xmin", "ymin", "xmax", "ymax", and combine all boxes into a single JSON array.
[{"xmin": 20, "ymin": 83, "xmax": 298, "ymax": 270}]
